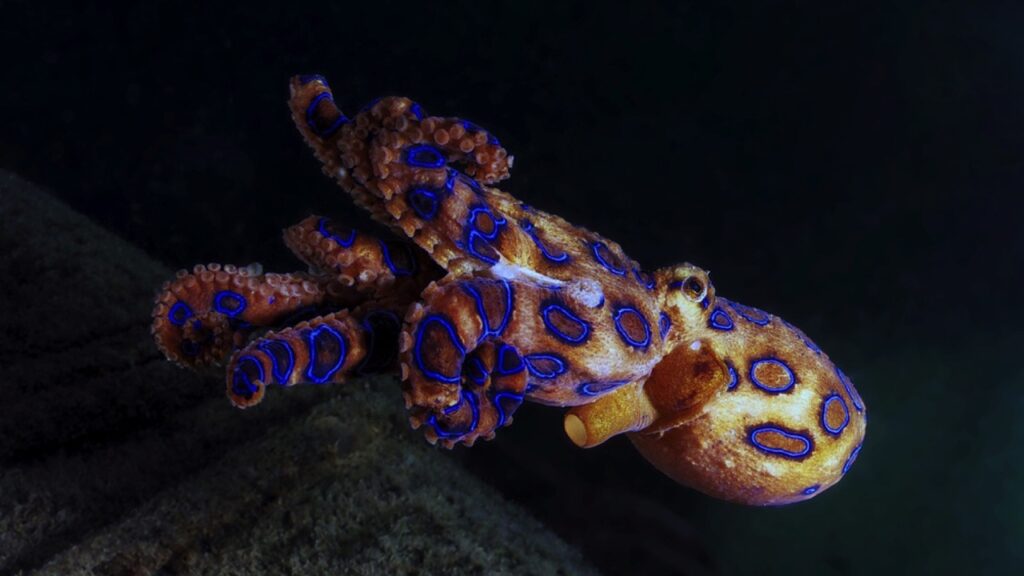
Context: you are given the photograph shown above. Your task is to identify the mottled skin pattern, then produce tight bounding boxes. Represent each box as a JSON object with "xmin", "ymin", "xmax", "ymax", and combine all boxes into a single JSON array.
[{"xmin": 151, "ymin": 75, "xmax": 866, "ymax": 506}]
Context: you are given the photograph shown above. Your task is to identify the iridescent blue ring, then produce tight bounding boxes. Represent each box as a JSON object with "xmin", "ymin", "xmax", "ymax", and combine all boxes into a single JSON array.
[
  {"xmin": 407, "ymin": 187, "xmax": 440, "ymax": 220},
  {"xmin": 495, "ymin": 344, "xmax": 524, "ymax": 376},
  {"xmin": 413, "ymin": 314, "xmax": 466, "ymax": 384},
  {"xmin": 658, "ymin": 312, "xmax": 672, "ymax": 340},
  {"xmin": 305, "ymin": 325, "xmax": 347, "ymax": 384},
  {"xmin": 461, "ymin": 280, "xmax": 512, "ymax": 341},
  {"xmin": 590, "ymin": 241, "xmax": 627, "ymax": 276},
  {"xmin": 524, "ymin": 353, "xmax": 567, "ymax": 379},
  {"xmin": 520, "ymin": 220, "xmax": 570, "ymax": 264},
  {"xmin": 405, "ymin": 144, "xmax": 446, "ymax": 168},
  {"xmin": 492, "ymin": 391, "xmax": 523, "ymax": 428},
  {"xmin": 257, "ymin": 339, "xmax": 295, "ymax": 385},
  {"xmin": 613, "ymin": 306, "xmax": 651, "ymax": 349},
  {"xmin": 305, "ymin": 91, "xmax": 348, "ymax": 138},
  {"xmin": 168, "ymin": 301, "xmax": 193, "ymax": 326},
  {"xmin": 748, "ymin": 425, "xmax": 813, "ymax": 459},
  {"xmin": 578, "ymin": 380, "xmax": 629, "ymax": 397},
  {"xmin": 821, "ymin": 393, "xmax": 850, "ymax": 435},
  {"xmin": 213, "ymin": 290, "xmax": 246, "ymax": 317},
  {"xmin": 749, "ymin": 358, "xmax": 797, "ymax": 394},
  {"xmin": 708, "ymin": 307, "xmax": 734, "ymax": 331},
  {"xmin": 541, "ymin": 303, "xmax": 590, "ymax": 345},
  {"xmin": 317, "ymin": 217, "xmax": 356, "ymax": 248}
]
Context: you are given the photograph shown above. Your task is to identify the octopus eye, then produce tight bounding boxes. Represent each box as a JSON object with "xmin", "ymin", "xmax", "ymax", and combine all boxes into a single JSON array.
[{"xmin": 681, "ymin": 276, "xmax": 706, "ymax": 302}]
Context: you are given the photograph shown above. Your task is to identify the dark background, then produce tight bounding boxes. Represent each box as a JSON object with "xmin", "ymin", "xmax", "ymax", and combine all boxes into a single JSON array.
[{"xmin": 3, "ymin": 1, "xmax": 1021, "ymax": 574}]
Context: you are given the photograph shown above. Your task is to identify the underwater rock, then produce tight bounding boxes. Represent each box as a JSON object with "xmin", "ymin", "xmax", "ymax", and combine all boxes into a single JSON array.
[{"xmin": 0, "ymin": 170, "xmax": 596, "ymax": 575}]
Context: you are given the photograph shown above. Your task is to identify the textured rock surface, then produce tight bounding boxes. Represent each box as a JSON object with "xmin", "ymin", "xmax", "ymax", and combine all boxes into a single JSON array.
[{"xmin": 0, "ymin": 170, "xmax": 596, "ymax": 576}]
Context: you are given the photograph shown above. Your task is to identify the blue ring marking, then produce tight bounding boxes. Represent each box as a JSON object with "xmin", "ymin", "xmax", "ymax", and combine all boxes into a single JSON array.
[
  {"xmin": 524, "ymin": 353, "xmax": 567, "ymax": 379},
  {"xmin": 464, "ymin": 205, "xmax": 507, "ymax": 264},
  {"xmin": 727, "ymin": 299, "xmax": 771, "ymax": 326},
  {"xmin": 460, "ymin": 280, "xmax": 513, "ymax": 341},
  {"xmin": 748, "ymin": 425, "xmax": 813, "ymax": 459},
  {"xmin": 405, "ymin": 144, "xmax": 446, "ymax": 168},
  {"xmin": 836, "ymin": 367, "xmax": 865, "ymax": 412},
  {"xmin": 541, "ymin": 303, "xmax": 591, "ymax": 345},
  {"xmin": 407, "ymin": 187, "xmax": 440, "ymax": 220},
  {"xmin": 613, "ymin": 306, "xmax": 652, "ymax": 349},
  {"xmin": 633, "ymin": 269, "xmax": 656, "ymax": 290},
  {"xmin": 579, "ymin": 380, "xmax": 630, "ymax": 397},
  {"xmin": 802, "ymin": 485, "xmax": 820, "ymax": 496},
  {"xmin": 298, "ymin": 74, "xmax": 327, "ymax": 85},
  {"xmin": 317, "ymin": 217, "xmax": 356, "ymax": 248},
  {"xmin": 168, "ymin": 301, "xmax": 193, "ymax": 326},
  {"xmin": 495, "ymin": 344, "xmax": 524, "ymax": 376},
  {"xmin": 520, "ymin": 220, "xmax": 570, "ymax": 264},
  {"xmin": 700, "ymin": 296, "xmax": 710, "ymax": 309},
  {"xmin": 413, "ymin": 314, "xmax": 466, "ymax": 384},
  {"xmin": 379, "ymin": 240, "xmax": 417, "ymax": 276},
  {"xmin": 749, "ymin": 358, "xmax": 797, "ymax": 394},
  {"xmin": 231, "ymin": 355, "xmax": 264, "ymax": 399},
  {"xmin": 356, "ymin": 310, "xmax": 401, "ymax": 375},
  {"xmin": 590, "ymin": 242, "xmax": 627, "ymax": 276},
  {"xmin": 708, "ymin": 307, "xmax": 734, "ymax": 331},
  {"xmin": 257, "ymin": 339, "xmax": 295, "ymax": 385},
  {"xmin": 821, "ymin": 393, "xmax": 850, "ymax": 435},
  {"xmin": 658, "ymin": 312, "xmax": 672, "ymax": 340},
  {"xmin": 409, "ymin": 101, "xmax": 425, "ymax": 120},
  {"xmin": 843, "ymin": 443, "xmax": 863, "ymax": 474},
  {"xmin": 725, "ymin": 360, "xmax": 739, "ymax": 391},
  {"xmin": 468, "ymin": 205, "xmax": 507, "ymax": 240},
  {"xmin": 213, "ymin": 290, "xmax": 247, "ymax": 317},
  {"xmin": 305, "ymin": 325, "xmax": 348, "ymax": 384},
  {"xmin": 466, "ymin": 231, "xmax": 499, "ymax": 264},
  {"xmin": 305, "ymin": 92, "xmax": 349, "ymax": 138},
  {"xmin": 492, "ymin": 391, "xmax": 523, "ymax": 428},
  {"xmin": 667, "ymin": 279, "xmax": 683, "ymax": 290},
  {"xmin": 428, "ymin": 390, "xmax": 479, "ymax": 439},
  {"xmin": 465, "ymin": 356, "xmax": 489, "ymax": 386}
]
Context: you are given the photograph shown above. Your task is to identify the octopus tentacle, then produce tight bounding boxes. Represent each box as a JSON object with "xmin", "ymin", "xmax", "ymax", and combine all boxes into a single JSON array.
[
  {"xmin": 151, "ymin": 264, "xmax": 354, "ymax": 368},
  {"xmin": 398, "ymin": 277, "xmax": 528, "ymax": 447},
  {"xmin": 226, "ymin": 306, "xmax": 403, "ymax": 408},
  {"xmin": 282, "ymin": 214, "xmax": 440, "ymax": 298},
  {"xmin": 288, "ymin": 75, "xmax": 398, "ymax": 229}
]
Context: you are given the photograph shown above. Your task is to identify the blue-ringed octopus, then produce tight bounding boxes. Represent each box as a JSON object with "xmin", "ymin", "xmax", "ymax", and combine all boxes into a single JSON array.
[{"xmin": 151, "ymin": 75, "xmax": 866, "ymax": 506}]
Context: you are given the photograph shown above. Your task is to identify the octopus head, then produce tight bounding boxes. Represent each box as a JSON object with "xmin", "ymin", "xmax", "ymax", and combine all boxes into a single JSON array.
[{"xmin": 628, "ymin": 264, "xmax": 866, "ymax": 505}]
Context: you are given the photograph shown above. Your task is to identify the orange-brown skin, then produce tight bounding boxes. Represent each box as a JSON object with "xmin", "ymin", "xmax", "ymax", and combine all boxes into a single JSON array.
[{"xmin": 150, "ymin": 74, "xmax": 865, "ymax": 506}]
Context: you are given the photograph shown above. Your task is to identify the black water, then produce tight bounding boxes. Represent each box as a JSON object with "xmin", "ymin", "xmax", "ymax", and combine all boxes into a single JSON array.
[{"xmin": 3, "ymin": 2, "xmax": 1021, "ymax": 574}]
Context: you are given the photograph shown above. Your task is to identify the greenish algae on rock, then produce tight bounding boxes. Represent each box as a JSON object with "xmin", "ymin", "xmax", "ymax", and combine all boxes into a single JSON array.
[{"xmin": 0, "ymin": 170, "xmax": 597, "ymax": 576}]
